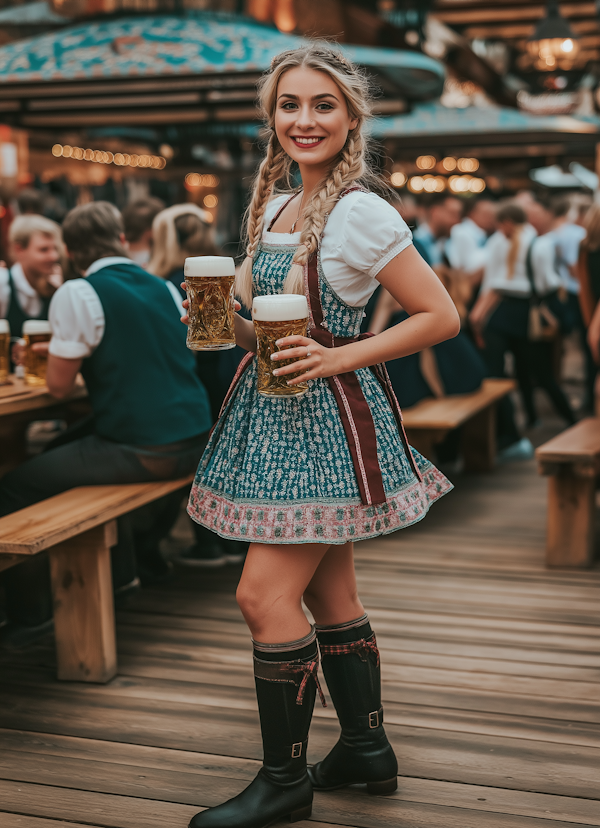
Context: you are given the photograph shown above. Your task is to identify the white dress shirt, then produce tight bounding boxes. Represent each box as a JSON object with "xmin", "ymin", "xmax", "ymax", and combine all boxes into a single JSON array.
[
  {"xmin": 48, "ymin": 256, "xmax": 184, "ymax": 359},
  {"xmin": 481, "ymin": 225, "xmax": 562, "ymax": 297},
  {"xmin": 0, "ymin": 262, "xmax": 45, "ymax": 319},
  {"xmin": 551, "ymin": 223, "xmax": 586, "ymax": 294},
  {"xmin": 263, "ymin": 191, "xmax": 413, "ymax": 307},
  {"xmin": 448, "ymin": 217, "xmax": 489, "ymax": 274}
]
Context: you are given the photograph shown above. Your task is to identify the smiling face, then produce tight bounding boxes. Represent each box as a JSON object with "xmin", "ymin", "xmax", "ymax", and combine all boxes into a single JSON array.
[{"xmin": 274, "ymin": 65, "xmax": 358, "ymax": 174}]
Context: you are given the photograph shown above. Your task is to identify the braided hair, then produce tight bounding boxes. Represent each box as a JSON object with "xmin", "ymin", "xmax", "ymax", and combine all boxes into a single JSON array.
[{"xmin": 236, "ymin": 44, "xmax": 377, "ymax": 309}]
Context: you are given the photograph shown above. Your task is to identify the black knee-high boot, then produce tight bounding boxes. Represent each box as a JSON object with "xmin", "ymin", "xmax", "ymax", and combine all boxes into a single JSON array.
[
  {"xmin": 308, "ymin": 614, "xmax": 398, "ymax": 795},
  {"xmin": 189, "ymin": 628, "xmax": 325, "ymax": 828}
]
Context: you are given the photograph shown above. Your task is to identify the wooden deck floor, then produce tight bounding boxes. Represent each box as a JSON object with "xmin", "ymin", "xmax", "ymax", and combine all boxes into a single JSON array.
[{"xmin": 0, "ymin": 458, "xmax": 599, "ymax": 828}]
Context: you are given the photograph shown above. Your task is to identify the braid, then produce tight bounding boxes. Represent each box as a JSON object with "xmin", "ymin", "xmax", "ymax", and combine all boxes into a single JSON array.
[
  {"xmin": 281, "ymin": 132, "xmax": 365, "ymax": 296},
  {"xmin": 236, "ymin": 134, "xmax": 288, "ymax": 308}
]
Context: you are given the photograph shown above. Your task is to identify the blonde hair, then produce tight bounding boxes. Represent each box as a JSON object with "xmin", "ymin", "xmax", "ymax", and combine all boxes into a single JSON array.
[
  {"xmin": 583, "ymin": 203, "xmax": 600, "ymax": 252},
  {"xmin": 236, "ymin": 44, "xmax": 378, "ymax": 309},
  {"xmin": 9, "ymin": 214, "xmax": 63, "ymax": 251},
  {"xmin": 148, "ymin": 204, "xmax": 216, "ymax": 278}
]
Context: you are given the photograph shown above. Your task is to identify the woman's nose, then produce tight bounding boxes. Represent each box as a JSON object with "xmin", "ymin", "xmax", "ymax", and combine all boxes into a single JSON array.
[{"xmin": 295, "ymin": 105, "xmax": 315, "ymax": 129}]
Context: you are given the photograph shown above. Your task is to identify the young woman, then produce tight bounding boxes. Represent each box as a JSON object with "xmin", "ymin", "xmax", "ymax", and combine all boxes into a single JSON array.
[
  {"xmin": 184, "ymin": 45, "xmax": 459, "ymax": 828},
  {"xmin": 470, "ymin": 203, "xmax": 575, "ymax": 428}
]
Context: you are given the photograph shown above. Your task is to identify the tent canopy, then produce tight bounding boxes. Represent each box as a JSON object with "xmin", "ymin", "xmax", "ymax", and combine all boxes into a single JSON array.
[{"xmin": 0, "ymin": 12, "xmax": 444, "ymax": 129}]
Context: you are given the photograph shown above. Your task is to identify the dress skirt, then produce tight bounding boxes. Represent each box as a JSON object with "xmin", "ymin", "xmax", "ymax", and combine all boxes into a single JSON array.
[{"xmin": 187, "ymin": 359, "xmax": 452, "ymax": 545}]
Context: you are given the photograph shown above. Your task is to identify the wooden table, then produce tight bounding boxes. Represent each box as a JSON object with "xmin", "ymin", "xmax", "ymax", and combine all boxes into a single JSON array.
[
  {"xmin": 536, "ymin": 418, "xmax": 600, "ymax": 567},
  {"xmin": 0, "ymin": 376, "xmax": 89, "ymax": 477}
]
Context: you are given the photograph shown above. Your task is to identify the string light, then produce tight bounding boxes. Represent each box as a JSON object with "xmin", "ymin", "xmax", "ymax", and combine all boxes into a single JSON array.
[
  {"xmin": 457, "ymin": 157, "xmax": 479, "ymax": 173},
  {"xmin": 442, "ymin": 157, "xmax": 457, "ymax": 172},
  {"xmin": 449, "ymin": 175, "xmax": 486, "ymax": 193},
  {"xmin": 416, "ymin": 155, "xmax": 436, "ymax": 170},
  {"xmin": 51, "ymin": 144, "xmax": 166, "ymax": 169},
  {"xmin": 203, "ymin": 194, "xmax": 218, "ymax": 208},
  {"xmin": 408, "ymin": 175, "xmax": 446, "ymax": 193},
  {"xmin": 390, "ymin": 171, "xmax": 407, "ymax": 187},
  {"xmin": 185, "ymin": 173, "xmax": 220, "ymax": 188}
]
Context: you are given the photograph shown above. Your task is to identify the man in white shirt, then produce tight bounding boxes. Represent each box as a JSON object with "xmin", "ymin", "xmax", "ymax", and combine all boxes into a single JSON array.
[
  {"xmin": 413, "ymin": 194, "xmax": 463, "ymax": 266},
  {"xmin": 0, "ymin": 215, "xmax": 63, "ymax": 336},
  {"xmin": 0, "ymin": 202, "xmax": 212, "ymax": 648},
  {"xmin": 448, "ymin": 197, "xmax": 497, "ymax": 283}
]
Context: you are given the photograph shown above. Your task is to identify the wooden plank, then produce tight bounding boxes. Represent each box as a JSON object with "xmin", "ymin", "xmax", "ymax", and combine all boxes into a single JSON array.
[
  {"xmin": 536, "ymin": 418, "xmax": 600, "ymax": 463},
  {"xmin": 0, "ymin": 376, "xmax": 87, "ymax": 417},
  {"xmin": 49, "ymin": 522, "xmax": 118, "ymax": 683},
  {"xmin": 546, "ymin": 475, "xmax": 595, "ymax": 568},
  {"xmin": 0, "ymin": 476, "xmax": 194, "ymax": 555},
  {"xmin": 402, "ymin": 379, "xmax": 515, "ymax": 431},
  {"xmin": 0, "ymin": 816, "xmax": 108, "ymax": 828},
  {"xmin": 461, "ymin": 404, "xmax": 495, "ymax": 472}
]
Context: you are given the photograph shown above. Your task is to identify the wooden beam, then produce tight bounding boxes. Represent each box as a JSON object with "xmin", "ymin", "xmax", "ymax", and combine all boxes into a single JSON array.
[
  {"xmin": 464, "ymin": 19, "xmax": 600, "ymax": 39},
  {"xmin": 434, "ymin": 3, "xmax": 597, "ymax": 25}
]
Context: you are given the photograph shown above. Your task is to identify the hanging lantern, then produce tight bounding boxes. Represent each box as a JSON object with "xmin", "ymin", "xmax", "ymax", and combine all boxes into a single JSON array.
[{"xmin": 526, "ymin": 0, "xmax": 579, "ymax": 71}]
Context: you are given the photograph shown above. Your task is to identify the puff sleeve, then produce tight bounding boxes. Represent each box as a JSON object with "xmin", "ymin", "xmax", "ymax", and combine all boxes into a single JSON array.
[
  {"xmin": 339, "ymin": 193, "xmax": 413, "ymax": 279},
  {"xmin": 48, "ymin": 279, "xmax": 105, "ymax": 359}
]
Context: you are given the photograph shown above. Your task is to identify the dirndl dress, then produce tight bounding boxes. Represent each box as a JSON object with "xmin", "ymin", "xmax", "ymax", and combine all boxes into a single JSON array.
[{"xmin": 188, "ymin": 199, "xmax": 452, "ymax": 545}]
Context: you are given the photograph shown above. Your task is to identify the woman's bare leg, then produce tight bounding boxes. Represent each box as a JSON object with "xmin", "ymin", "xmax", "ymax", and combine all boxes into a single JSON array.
[
  {"xmin": 236, "ymin": 541, "xmax": 331, "ymax": 642},
  {"xmin": 303, "ymin": 541, "xmax": 365, "ymax": 626}
]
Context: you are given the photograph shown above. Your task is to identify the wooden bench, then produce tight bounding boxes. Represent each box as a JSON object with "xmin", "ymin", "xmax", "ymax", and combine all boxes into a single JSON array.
[
  {"xmin": 402, "ymin": 378, "xmax": 516, "ymax": 472},
  {"xmin": 536, "ymin": 418, "xmax": 600, "ymax": 568},
  {"xmin": 0, "ymin": 475, "xmax": 194, "ymax": 682}
]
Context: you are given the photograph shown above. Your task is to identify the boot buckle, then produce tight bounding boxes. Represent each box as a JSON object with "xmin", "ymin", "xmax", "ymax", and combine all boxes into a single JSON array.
[
  {"xmin": 291, "ymin": 742, "xmax": 303, "ymax": 758},
  {"xmin": 368, "ymin": 710, "xmax": 380, "ymax": 729}
]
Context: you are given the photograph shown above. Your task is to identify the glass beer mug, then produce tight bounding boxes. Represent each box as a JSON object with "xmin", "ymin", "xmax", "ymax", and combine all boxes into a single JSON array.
[
  {"xmin": 23, "ymin": 319, "xmax": 52, "ymax": 387},
  {"xmin": 252, "ymin": 295, "xmax": 309, "ymax": 399},
  {"xmin": 185, "ymin": 256, "xmax": 236, "ymax": 351},
  {"xmin": 0, "ymin": 319, "xmax": 10, "ymax": 385}
]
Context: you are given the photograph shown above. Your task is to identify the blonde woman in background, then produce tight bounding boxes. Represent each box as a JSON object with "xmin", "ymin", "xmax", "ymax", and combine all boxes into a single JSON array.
[
  {"xmin": 148, "ymin": 203, "xmax": 217, "ymax": 297},
  {"xmin": 471, "ymin": 202, "xmax": 575, "ymax": 431},
  {"xmin": 147, "ymin": 203, "xmax": 248, "ymax": 570}
]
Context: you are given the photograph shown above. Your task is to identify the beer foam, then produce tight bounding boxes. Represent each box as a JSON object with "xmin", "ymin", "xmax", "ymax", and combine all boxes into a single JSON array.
[
  {"xmin": 252, "ymin": 294, "xmax": 309, "ymax": 322},
  {"xmin": 0, "ymin": 319, "xmax": 9, "ymax": 334},
  {"xmin": 23, "ymin": 320, "xmax": 51, "ymax": 335},
  {"xmin": 184, "ymin": 256, "xmax": 235, "ymax": 277}
]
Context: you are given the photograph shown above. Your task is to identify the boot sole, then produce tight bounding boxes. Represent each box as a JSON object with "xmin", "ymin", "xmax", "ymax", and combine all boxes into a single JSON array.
[
  {"xmin": 311, "ymin": 777, "xmax": 398, "ymax": 795},
  {"xmin": 188, "ymin": 807, "xmax": 311, "ymax": 828}
]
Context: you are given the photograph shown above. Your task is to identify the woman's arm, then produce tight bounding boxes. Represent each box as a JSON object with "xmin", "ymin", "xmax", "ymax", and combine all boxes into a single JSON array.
[
  {"xmin": 273, "ymin": 245, "xmax": 460, "ymax": 385},
  {"xmin": 587, "ymin": 300, "xmax": 600, "ymax": 364},
  {"xmin": 576, "ymin": 246, "xmax": 595, "ymax": 328},
  {"xmin": 368, "ymin": 288, "xmax": 402, "ymax": 335}
]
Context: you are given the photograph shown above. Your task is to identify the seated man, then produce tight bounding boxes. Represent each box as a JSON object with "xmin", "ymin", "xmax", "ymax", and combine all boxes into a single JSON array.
[
  {"xmin": 0, "ymin": 214, "xmax": 63, "ymax": 336},
  {"xmin": 0, "ymin": 202, "xmax": 212, "ymax": 647}
]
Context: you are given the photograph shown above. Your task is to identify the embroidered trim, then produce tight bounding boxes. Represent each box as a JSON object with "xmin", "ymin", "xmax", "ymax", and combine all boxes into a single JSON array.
[
  {"xmin": 254, "ymin": 655, "xmax": 327, "ymax": 707},
  {"xmin": 187, "ymin": 467, "xmax": 452, "ymax": 545}
]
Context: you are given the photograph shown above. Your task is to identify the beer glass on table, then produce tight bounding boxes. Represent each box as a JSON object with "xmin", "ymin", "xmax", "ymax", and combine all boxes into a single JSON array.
[
  {"xmin": 0, "ymin": 319, "xmax": 10, "ymax": 385},
  {"xmin": 23, "ymin": 319, "xmax": 51, "ymax": 387},
  {"xmin": 185, "ymin": 256, "xmax": 236, "ymax": 351},
  {"xmin": 252, "ymin": 295, "xmax": 309, "ymax": 399}
]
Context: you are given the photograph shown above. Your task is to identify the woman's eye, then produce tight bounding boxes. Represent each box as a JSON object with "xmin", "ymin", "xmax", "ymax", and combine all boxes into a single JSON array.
[
  {"xmin": 316, "ymin": 103, "xmax": 333, "ymax": 111},
  {"xmin": 281, "ymin": 102, "xmax": 297, "ymax": 110}
]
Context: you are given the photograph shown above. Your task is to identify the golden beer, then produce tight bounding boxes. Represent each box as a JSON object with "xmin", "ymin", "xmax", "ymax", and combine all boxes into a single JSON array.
[
  {"xmin": 185, "ymin": 256, "xmax": 236, "ymax": 351},
  {"xmin": 23, "ymin": 319, "xmax": 51, "ymax": 387},
  {"xmin": 252, "ymin": 295, "xmax": 309, "ymax": 399},
  {"xmin": 0, "ymin": 319, "xmax": 10, "ymax": 385}
]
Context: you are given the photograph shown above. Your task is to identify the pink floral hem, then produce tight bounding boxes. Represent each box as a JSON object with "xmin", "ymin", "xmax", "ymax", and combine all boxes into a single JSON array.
[{"xmin": 187, "ymin": 467, "xmax": 452, "ymax": 545}]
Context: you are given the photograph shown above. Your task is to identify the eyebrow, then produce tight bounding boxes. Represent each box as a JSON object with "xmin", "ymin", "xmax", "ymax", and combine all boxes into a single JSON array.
[{"xmin": 277, "ymin": 93, "xmax": 339, "ymax": 102}]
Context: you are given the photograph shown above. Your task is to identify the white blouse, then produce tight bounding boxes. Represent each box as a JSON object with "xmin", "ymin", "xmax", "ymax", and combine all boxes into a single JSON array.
[
  {"xmin": 48, "ymin": 257, "xmax": 184, "ymax": 359},
  {"xmin": 481, "ymin": 225, "xmax": 562, "ymax": 297},
  {"xmin": 263, "ymin": 191, "xmax": 413, "ymax": 308}
]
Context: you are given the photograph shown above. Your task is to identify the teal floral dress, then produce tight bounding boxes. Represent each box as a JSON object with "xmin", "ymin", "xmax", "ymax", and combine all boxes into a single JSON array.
[{"xmin": 187, "ymin": 212, "xmax": 452, "ymax": 545}]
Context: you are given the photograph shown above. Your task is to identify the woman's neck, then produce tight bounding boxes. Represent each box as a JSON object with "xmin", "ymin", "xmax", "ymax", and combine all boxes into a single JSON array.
[{"xmin": 298, "ymin": 162, "xmax": 329, "ymax": 202}]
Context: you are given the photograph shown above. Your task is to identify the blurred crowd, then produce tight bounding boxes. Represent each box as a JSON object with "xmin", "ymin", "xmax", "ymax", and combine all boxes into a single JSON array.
[{"xmin": 1, "ymin": 185, "xmax": 599, "ymax": 644}]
